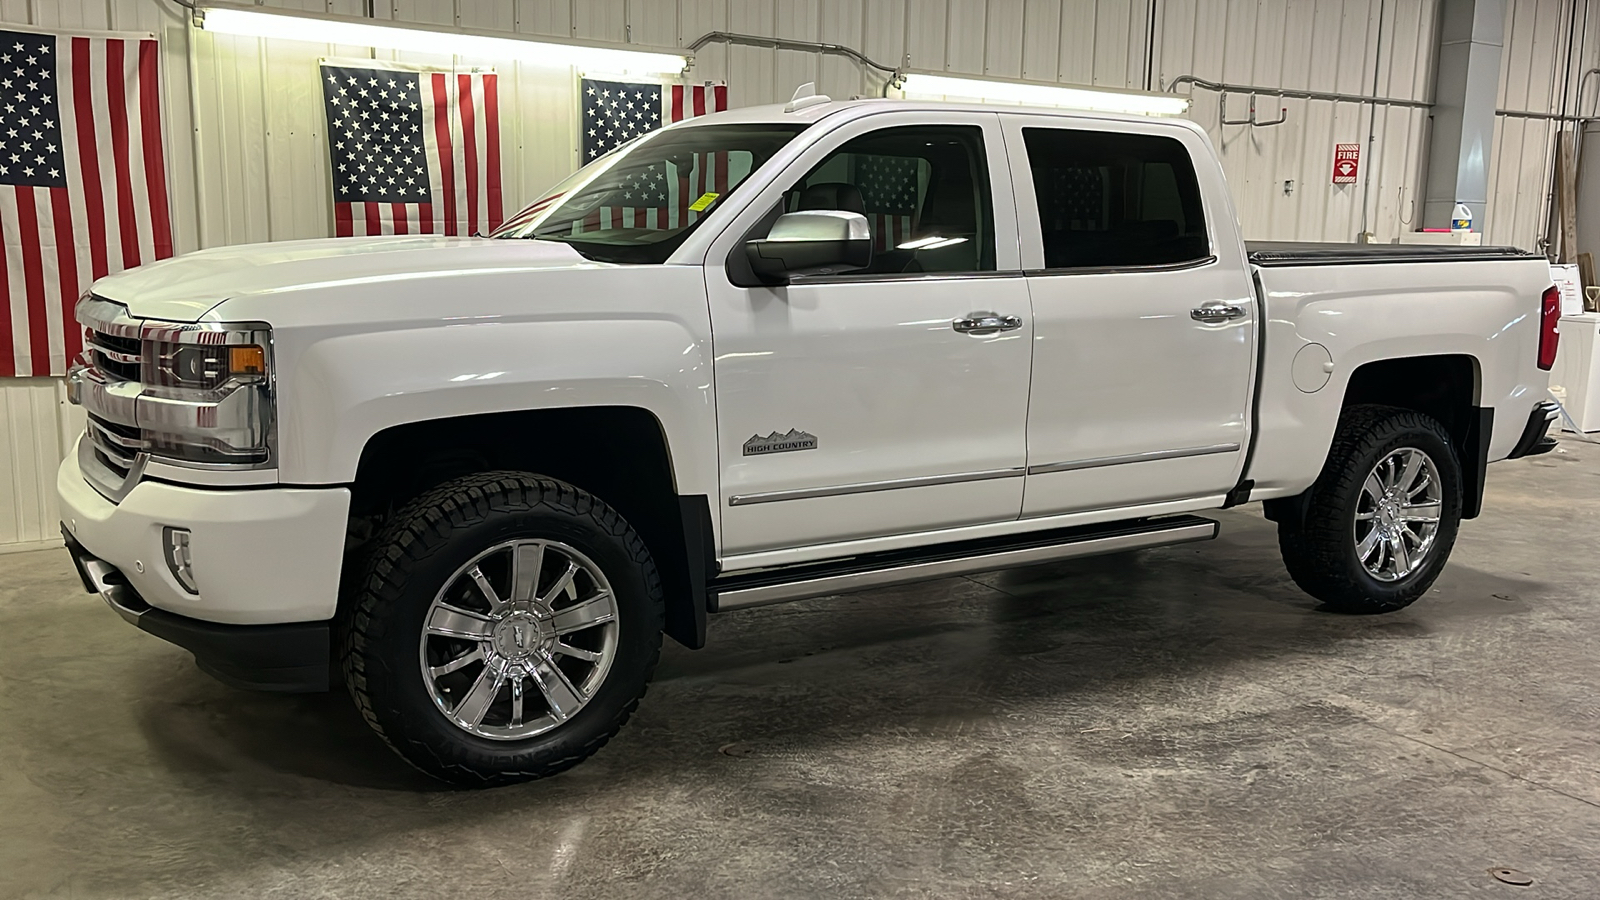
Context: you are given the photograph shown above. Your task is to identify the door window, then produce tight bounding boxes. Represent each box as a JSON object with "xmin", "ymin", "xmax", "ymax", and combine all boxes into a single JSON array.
[
  {"xmin": 784, "ymin": 125, "xmax": 996, "ymax": 275},
  {"xmin": 1021, "ymin": 128, "xmax": 1209, "ymax": 269}
]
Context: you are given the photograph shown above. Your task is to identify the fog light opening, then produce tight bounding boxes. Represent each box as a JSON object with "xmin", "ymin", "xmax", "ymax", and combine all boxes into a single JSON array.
[{"xmin": 163, "ymin": 527, "xmax": 198, "ymax": 595}]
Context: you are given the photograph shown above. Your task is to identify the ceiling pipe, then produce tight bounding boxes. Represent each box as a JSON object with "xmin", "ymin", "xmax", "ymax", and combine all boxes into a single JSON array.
[
  {"xmin": 1162, "ymin": 74, "xmax": 1432, "ymax": 109},
  {"xmin": 686, "ymin": 31, "xmax": 902, "ymax": 78}
]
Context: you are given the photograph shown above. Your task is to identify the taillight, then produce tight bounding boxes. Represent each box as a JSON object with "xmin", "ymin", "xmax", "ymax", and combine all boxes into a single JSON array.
[{"xmin": 1538, "ymin": 285, "xmax": 1560, "ymax": 371}]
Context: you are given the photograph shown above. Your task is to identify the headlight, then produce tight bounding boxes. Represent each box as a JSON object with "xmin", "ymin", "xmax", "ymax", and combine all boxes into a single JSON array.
[
  {"xmin": 140, "ymin": 327, "xmax": 275, "ymax": 465},
  {"xmin": 70, "ymin": 296, "xmax": 276, "ymax": 470}
]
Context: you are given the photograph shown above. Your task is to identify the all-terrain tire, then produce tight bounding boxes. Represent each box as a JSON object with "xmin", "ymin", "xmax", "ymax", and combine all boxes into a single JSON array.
[
  {"xmin": 340, "ymin": 471, "xmax": 664, "ymax": 786},
  {"xmin": 1277, "ymin": 404, "xmax": 1463, "ymax": 614}
]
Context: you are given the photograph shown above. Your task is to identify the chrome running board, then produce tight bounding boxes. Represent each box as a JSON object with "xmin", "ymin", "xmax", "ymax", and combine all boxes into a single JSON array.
[{"xmin": 709, "ymin": 515, "xmax": 1219, "ymax": 612}]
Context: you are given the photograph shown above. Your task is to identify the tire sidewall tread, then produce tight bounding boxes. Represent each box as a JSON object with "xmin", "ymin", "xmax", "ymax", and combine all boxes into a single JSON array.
[
  {"xmin": 341, "ymin": 471, "xmax": 664, "ymax": 787},
  {"xmin": 1277, "ymin": 404, "xmax": 1463, "ymax": 613}
]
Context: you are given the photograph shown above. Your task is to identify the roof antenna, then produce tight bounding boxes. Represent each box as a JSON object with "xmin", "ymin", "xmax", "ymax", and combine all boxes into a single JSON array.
[{"xmin": 785, "ymin": 82, "xmax": 832, "ymax": 113}]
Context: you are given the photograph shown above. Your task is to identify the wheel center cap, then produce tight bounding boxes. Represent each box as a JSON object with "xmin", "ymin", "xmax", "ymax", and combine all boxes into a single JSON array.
[{"xmin": 492, "ymin": 612, "xmax": 550, "ymax": 660}]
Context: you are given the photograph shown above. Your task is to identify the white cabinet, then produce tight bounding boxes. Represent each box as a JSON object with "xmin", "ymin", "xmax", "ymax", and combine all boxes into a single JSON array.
[{"xmin": 1550, "ymin": 314, "xmax": 1600, "ymax": 432}]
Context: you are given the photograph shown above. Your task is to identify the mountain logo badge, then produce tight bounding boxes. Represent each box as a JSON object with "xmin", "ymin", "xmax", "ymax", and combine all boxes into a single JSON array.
[{"xmin": 742, "ymin": 429, "xmax": 819, "ymax": 456}]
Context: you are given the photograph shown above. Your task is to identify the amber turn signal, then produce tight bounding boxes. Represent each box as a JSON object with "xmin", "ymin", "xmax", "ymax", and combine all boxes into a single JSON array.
[{"xmin": 229, "ymin": 345, "xmax": 267, "ymax": 376}]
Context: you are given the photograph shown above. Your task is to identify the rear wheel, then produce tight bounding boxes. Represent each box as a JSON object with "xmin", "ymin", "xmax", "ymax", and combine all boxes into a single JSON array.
[
  {"xmin": 1277, "ymin": 405, "xmax": 1463, "ymax": 613},
  {"xmin": 341, "ymin": 472, "xmax": 663, "ymax": 786}
]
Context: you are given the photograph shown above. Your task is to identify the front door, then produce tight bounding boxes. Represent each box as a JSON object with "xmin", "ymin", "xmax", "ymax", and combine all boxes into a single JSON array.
[
  {"xmin": 705, "ymin": 112, "xmax": 1032, "ymax": 559},
  {"xmin": 1000, "ymin": 115, "xmax": 1257, "ymax": 518}
]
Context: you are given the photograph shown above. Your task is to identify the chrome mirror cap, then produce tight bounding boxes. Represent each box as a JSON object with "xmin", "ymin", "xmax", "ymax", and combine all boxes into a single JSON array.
[{"xmin": 745, "ymin": 210, "xmax": 873, "ymax": 282}]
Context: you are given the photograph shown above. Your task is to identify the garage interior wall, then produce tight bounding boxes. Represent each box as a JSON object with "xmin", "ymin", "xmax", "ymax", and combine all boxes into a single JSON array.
[{"xmin": 1, "ymin": 0, "xmax": 1595, "ymax": 550}]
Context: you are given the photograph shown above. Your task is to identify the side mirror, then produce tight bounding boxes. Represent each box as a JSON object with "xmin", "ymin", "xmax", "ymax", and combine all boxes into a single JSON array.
[{"xmin": 744, "ymin": 210, "xmax": 873, "ymax": 282}]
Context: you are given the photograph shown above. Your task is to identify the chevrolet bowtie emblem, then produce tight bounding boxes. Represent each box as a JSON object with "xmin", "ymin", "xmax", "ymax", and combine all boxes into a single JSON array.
[
  {"xmin": 743, "ymin": 429, "xmax": 818, "ymax": 456},
  {"xmin": 513, "ymin": 624, "xmax": 527, "ymax": 647}
]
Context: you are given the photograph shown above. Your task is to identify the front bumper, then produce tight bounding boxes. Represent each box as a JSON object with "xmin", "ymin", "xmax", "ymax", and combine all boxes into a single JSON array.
[
  {"xmin": 57, "ymin": 437, "xmax": 351, "ymax": 625},
  {"xmin": 64, "ymin": 528, "xmax": 330, "ymax": 692}
]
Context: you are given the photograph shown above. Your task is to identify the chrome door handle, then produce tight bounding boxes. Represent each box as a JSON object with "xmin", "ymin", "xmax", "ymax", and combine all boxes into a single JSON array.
[
  {"xmin": 953, "ymin": 312, "xmax": 1023, "ymax": 335},
  {"xmin": 1191, "ymin": 304, "xmax": 1246, "ymax": 322}
]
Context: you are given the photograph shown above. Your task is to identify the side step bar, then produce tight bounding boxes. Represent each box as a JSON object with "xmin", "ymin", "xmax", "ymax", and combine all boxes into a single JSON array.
[{"xmin": 709, "ymin": 515, "xmax": 1219, "ymax": 612}]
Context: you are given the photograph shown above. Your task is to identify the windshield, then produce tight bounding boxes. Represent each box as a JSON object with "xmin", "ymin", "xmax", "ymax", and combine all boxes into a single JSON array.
[{"xmin": 492, "ymin": 123, "xmax": 807, "ymax": 264}]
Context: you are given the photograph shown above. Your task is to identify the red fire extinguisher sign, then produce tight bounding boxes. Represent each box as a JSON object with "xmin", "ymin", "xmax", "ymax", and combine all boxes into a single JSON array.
[{"xmin": 1332, "ymin": 144, "xmax": 1360, "ymax": 184}]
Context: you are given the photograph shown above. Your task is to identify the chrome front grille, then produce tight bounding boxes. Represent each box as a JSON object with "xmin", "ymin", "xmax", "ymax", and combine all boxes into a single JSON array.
[
  {"xmin": 85, "ymin": 413, "xmax": 146, "ymax": 475},
  {"xmin": 67, "ymin": 294, "xmax": 276, "ymax": 500},
  {"xmin": 86, "ymin": 329, "xmax": 142, "ymax": 382}
]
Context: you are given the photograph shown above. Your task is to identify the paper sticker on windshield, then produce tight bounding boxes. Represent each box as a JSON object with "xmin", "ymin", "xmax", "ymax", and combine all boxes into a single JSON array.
[{"xmin": 688, "ymin": 192, "xmax": 720, "ymax": 212}]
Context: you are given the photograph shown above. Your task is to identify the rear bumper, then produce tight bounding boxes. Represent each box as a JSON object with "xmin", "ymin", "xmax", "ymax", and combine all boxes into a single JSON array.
[
  {"xmin": 64, "ymin": 527, "xmax": 330, "ymax": 692},
  {"xmin": 1506, "ymin": 400, "xmax": 1560, "ymax": 459}
]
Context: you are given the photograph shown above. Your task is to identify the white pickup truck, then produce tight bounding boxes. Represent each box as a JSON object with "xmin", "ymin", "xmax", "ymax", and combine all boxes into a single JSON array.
[{"xmin": 59, "ymin": 94, "xmax": 1560, "ymax": 785}]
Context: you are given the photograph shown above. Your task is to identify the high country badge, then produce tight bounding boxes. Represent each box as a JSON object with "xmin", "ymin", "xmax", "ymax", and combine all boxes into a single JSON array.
[{"xmin": 742, "ymin": 429, "xmax": 819, "ymax": 456}]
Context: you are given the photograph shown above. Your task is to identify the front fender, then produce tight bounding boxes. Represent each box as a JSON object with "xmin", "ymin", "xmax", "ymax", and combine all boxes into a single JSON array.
[{"xmin": 265, "ymin": 308, "xmax": 716, "ymax": 500}]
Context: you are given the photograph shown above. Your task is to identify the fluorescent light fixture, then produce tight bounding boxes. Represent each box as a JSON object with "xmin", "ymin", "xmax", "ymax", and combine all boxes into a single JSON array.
[
  {"xmin": 898, "ymin": 235, "xmax": 968, "ymax": 250},
  {"xmin": 198, "ymin": 6, "xmax": 688, "ymax": 76},
  {"xmin": 897, "ymin": 72, "xmax": 1190, "ymax": 117}
]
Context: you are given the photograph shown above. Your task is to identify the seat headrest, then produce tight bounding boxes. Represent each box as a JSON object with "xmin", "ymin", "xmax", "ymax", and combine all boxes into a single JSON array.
[{"xmin": 797, "ymin": 182, "xmax": 867, "ymax": 215}]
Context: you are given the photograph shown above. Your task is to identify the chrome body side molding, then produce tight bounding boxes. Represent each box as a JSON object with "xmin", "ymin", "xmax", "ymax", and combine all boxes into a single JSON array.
[
  {"xmin": 728, "ymin": 466, "xmax": 1025, "ymax": 506},
  {"xmin": 1026, "ymin": 443, "xmax": 1240, "ymax": 476}
]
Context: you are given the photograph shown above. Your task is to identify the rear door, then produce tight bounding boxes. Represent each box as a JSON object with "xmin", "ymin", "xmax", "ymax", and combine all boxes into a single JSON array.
[{"xmin": 1000, "ymin": 114, "xmax": 1257, "ymax": 517}]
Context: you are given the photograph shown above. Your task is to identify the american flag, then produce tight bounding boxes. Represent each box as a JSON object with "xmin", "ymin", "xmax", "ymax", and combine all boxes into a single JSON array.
[
  {"xmin": 0, "ymin": 27, "xmax": 172, "ymax": 378},
  {"xmin": 574, "ymin": 79, "xmax": 727, "ymax": 233},
  {"xmin": 321, "ymin": 61, "xmax": 502, "ymax": 237},
  {"xmin": 1041, "ymin": 166, "xmax": 1107, "ymax": 231},
  {"xmin": 857, "ymin": 153, "xmax": 919, "ymax": 252}
]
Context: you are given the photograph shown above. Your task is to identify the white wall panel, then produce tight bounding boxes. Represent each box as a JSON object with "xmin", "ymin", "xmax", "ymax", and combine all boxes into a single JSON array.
[
  {"xmin": 1486, "ymin": 0, "xmax": 1600, "ymax": 251},
  {"xmin": 0, "ymin": 379, "xmax": 77, "ymax": 552},
  {"xmin": 1, "ymin": 0, "xmax": 1595, "ymax": 549},
  {"xmin": 1162, "ymin": 0, "xmax": 1435, "ymax": 244}
]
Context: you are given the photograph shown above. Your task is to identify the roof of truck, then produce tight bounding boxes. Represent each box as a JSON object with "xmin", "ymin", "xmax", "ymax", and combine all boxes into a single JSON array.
[{"xmin": 670, "ymin": 96, "xmax": 1204, "ymax": 132}]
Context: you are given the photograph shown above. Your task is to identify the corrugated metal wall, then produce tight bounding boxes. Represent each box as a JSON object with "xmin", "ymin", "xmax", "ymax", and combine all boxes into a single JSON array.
[
  {"xmin": 0, "ymin": 0, "xmax": 1592, "ymax": 549},
  {"xmin": 1486, "ymin": 0, "xmax": 1600, "ymax": 250},
  {"xmin": 1, "ymin": 378, "xmax": 83, "ymax": 552},
  {"xmin": 1158, "ymin": 0, "xmax": 1437, "ymax": 243}
]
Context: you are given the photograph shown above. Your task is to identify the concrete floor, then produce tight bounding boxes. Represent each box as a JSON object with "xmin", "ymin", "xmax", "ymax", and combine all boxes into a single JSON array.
[{"xmin": 3, "ymin": 441, "xmax": 1599, "ymax": 899}]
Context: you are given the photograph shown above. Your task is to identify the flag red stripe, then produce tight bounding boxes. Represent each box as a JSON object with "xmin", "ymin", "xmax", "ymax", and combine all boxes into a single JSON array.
[
  {"xmin": 457, "ymin": 74, "xmax": 479, "ymax": 236},
  {"xmin": 483, "ymin": 74, "xmax": 503, "ymax": 229},
  {"xmin": 678, "ymin": 172, "xmax": 690, "ymax": 227},
  {"xmin": 138, "ymin": 39, "xmax": 173, "ymax": 260},
  {"xmin": 15, "ymin": 188, "xmax": 51, "ymax": 373},
  {"xmin": 49, "ymin": 188, "xmax": 81, "ymax": 365},
  {"xmin": 71, "ymin": 38, "xmax": 109, "ymax": 280},
  {"xmin": 392, "ymin": 203, "xmax": 408, "ymax": 235},
  {"xmin": 0, "ymin": 226, "xmax": 10, "ymax": 375},
  {"xmin": 713, "ymin": 84, "xmax": 728, "ymax": 112},
  {"xmin": 364, "ymin": 203, "xmax": 381, "ymax": 236},
  {"xmin": 417, "ymin": 202, "xmax": 434, "ymax": 234},
  {"xmin": 671, "ymin": 84, "xmax": 684, "ymax": 123},
  {"xmin": 104, "ymin": 40, "xmax": 140, "ymax": 268},
  {"xmin": 335, "ymin": 202, "xmax": 353, "ymax": 237},
  {"xmin": 432, "ymin": 73, "xmax": 457, "ymax": 236},
  {"xmin": 692, "ymin": 85, "xmax": 706, "ymax": 118}
]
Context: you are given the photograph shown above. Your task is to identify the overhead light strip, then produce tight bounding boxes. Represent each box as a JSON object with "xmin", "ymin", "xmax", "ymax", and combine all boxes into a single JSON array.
[
  {"xmin": 897, "ymin": 72, "xmax": 1191, "ymax": 117},
  {"xmin": 196, "ymin": 5, "xmax": 689, "ymax": 76}
]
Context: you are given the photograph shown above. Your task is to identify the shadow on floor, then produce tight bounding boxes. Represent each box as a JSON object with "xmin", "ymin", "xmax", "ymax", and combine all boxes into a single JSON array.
[{"xmin": 126, "ymin": 511, "xmax": 1551, "ymax": 793}]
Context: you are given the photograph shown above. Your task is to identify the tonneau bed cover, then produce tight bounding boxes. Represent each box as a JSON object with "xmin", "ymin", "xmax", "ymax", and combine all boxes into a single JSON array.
[{"xmin": 1246, "ymin": 241, "xmax": 1532, "ymax": 267}]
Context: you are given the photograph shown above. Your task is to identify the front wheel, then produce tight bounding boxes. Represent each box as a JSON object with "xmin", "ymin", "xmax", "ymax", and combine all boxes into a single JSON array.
[
  {"xmin": 341, "ymin": 472, "xmax": 664, "ymax": 786},
  {"xmin": 1277, "ymin": 405, "xmax": 1463, "ymax": 613}
]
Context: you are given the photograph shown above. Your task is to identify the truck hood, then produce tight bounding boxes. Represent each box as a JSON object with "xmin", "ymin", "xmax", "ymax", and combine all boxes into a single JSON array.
[{"xmin": 91, "ymin": 235, "xmax": 596, "ymax": 323}]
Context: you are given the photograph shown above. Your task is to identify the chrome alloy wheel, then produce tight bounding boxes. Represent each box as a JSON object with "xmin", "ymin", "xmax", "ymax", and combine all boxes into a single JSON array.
[
  {"xmin": 1353, "ymin": 447, "xmax": 1443, "ymax": 583},
  {"xmin": 419, "ymin": 539, "xmax": 619, "ymax": 740}
]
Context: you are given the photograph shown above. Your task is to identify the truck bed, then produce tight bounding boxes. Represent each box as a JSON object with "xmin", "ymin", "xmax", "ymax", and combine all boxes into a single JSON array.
[{"xmin": 1246, "ymin": 241, "xmax": 1532, "ymax": 267}]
